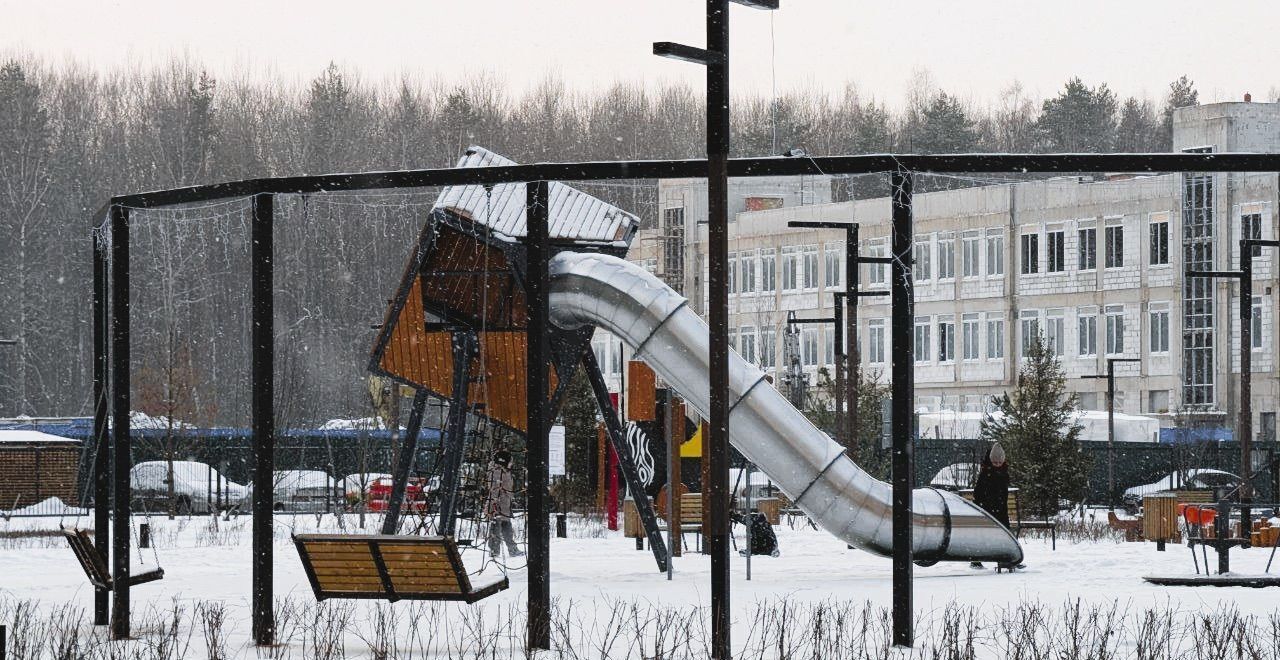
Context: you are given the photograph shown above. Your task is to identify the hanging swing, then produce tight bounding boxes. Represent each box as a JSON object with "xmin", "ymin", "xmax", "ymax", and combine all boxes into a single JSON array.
[{"xmin": 293, "ymin": 190, "xmax": 511, "ymax": 604}]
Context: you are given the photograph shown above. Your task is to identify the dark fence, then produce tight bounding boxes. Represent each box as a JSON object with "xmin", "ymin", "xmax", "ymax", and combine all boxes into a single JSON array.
[{"xmin": 915, "ymin": 437, "xmax": 1277, "ymax": 506}]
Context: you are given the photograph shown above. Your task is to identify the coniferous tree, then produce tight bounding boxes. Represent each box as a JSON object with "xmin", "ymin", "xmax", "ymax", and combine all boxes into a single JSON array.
[
  {"xmin": 1157, "ymin": 75, "xmax": 1199, "ymax": 151},
  {"xmin": 804, "ymin": 368, "xmax": 891, "ymax": 479},
  {"xmin": 1037, "ymin": 77, "xmax": 1118, "ymax": 152},
  {"xmin": 1116, "ymin": 97, "xmax": 1158, "ymax": 152},
  {"xmin": 914, "ymin": 91, "xmax": 979, "ymax": 153},
  {"xmin": 979, "ymin": 333, "xmax": 1089, "ymax": 515}
]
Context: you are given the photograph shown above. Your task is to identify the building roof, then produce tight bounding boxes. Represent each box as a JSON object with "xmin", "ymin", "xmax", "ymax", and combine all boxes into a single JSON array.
[
  {"xmin": 0, "ymin": 429, "xmax": 80, "ymax": 445},
  {"xmin": 434, "ymin": 146, "xmax": 639, "ymax": 246}
]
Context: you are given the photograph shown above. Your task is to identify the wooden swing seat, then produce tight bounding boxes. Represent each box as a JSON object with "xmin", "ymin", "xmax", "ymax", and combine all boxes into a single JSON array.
[
  {"xmin": 293, "ymin": 533, "xmax": 508, "ymax": 603},
  {"xmin": 63, "ymin": 528, "xmax": 164, "ymax": 590}
]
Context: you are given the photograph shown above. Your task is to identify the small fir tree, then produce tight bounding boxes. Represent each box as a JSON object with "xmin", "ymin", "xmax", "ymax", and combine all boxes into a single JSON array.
[
  {"xmin": 804, "ymin": 367, "xmax": 891, "ymax": 479},
  {"xmin": 979, "ymin": 333, "xmax": 1088, "ymax": 515}
]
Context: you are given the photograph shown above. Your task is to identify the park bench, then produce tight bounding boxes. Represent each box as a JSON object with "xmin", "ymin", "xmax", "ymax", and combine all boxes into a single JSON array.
[
  {"xmin": 1108, "ymin": 511, "xmax": 1143, "ymax": 542},
  {"xmin": 960, "ymin": 488, "xmax": 1057, "ymax": 550},
  {"xmin": 293, "ymin": 534, "xmax": 507, "ymax": 603},
  {"xmin": 63, "ymin": 528, "xmax": 164, "ymax": 590},
  {"xmin": 663, "ymin": 492, "xmax": 703, "ymax": 552}
]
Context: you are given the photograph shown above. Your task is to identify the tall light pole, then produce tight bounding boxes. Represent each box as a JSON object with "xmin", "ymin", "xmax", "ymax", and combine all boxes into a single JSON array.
[
  {"xmin": 1187, "ymin": 237, "xmax": 1280, "ymax": 532},
  {"xmin": 654, "ymin": 2, "xmax": 778, "ymax": 657},
  {"xmin": 1083, "ymin": 357, "xmax": 1140, "ymax": 511}
]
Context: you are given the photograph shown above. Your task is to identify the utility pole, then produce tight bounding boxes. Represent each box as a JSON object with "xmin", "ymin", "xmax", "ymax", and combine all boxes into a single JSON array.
[
  {"xmin": 1187, "ymin": 237, "xmax": 1280, "ymax": 533},
  {"xmin": 654, "ymin": 2, "xmax": 779, "ymax": 657},
  {"xmin": 1083, "ymin": 357, "xmax": 1140, "ymax": 511}
]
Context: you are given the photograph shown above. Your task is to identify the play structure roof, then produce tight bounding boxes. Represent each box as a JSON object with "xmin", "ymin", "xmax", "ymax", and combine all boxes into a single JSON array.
[{"xmin": 434, "ymin": 147, "xmax": 640, "ymax": 246}]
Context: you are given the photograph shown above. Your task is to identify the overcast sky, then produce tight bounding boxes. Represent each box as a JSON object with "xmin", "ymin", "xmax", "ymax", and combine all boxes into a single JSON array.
[{"xmin": 4, "ymin": 1, "xmax": 1278, "ymax": 107}]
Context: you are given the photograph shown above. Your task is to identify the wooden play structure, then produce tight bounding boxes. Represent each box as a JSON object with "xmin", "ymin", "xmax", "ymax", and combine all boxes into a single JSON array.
[{"xmin": 294, "ymin": 534, "xmax": 508, "ymax": 603}]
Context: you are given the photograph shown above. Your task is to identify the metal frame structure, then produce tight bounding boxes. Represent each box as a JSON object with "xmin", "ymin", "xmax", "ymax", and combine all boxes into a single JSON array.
[
  {"xmin": 90, "ymin": 151, "xmax": 1280, "ymax": 652},
  {"xmin": 1083, "ymin": 357, "xmax": 1142, "ymax": 511}
]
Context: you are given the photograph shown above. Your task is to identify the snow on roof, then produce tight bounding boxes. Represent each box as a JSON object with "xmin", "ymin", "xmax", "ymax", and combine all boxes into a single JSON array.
[
  {"xmin": 0, "ymin": 430, "xmax": 79, "ymax": 445},
  {"xmin": 434, "ymin": 147, "xmax": 640, "ymax": 246}
]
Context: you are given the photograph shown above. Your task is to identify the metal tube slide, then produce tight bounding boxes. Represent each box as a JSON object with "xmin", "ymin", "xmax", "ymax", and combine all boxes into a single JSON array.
[{"xmin": 549, "ymin": 252, "xmax": 1023, "ymax": 565}]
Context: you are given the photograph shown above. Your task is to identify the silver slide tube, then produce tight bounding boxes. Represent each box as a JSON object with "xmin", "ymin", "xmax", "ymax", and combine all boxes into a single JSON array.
[{"xmin": 549, "ymin": 252, "xmax": 1023, "ymax": 564}]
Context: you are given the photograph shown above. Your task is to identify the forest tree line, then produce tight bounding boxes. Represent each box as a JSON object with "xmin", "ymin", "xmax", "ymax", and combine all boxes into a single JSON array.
[{"xmin": 0, "ymin": 54, "xmax": 1217, "ymax": 421}]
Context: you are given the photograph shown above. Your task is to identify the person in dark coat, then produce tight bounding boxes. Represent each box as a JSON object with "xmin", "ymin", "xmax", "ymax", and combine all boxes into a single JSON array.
[
  {"xmin": 970, "ymin": 442, "xmax": 1009, "ymax": 568},
  {"xmin": 485, "ymin": 449, "xmax": 523, "ymax": 557}
]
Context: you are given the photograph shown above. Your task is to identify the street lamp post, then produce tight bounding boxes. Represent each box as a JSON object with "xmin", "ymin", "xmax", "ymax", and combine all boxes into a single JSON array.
[
  {"xmin": 786, "ymin": 221, "xmax": 890, "ymax": 455},
  {"xmin": 1187, "ymin": 237, "xmax": 1280, "ymax": 532},
  {"xmin": 654, "ymin": 2, "xmax": 779, "ymax": 657},
  {"xmin": 1083, "ymin": 357, "xmax": 1141, "ymax": 511}
]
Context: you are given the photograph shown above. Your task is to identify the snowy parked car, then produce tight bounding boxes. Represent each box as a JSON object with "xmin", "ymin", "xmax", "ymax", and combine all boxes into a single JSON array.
[
  {"xmin": 268, "ymin": 470, "xmax": 336, "ymax": 512},
  {"xmin": 130, "ymin": 460, "xmax": 250, "ymax": 514},
  {"xmin": 929, "ymin": 463, "xmax": 979, "ymax": 491},
  {"xmin": 1121, "ymin": 469, "xmax": 1241, "ymax": 513}
]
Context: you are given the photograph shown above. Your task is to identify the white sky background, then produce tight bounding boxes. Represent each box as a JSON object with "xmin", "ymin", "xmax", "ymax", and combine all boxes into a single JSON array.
[{"xmin": 3, "ymin": 0, "xmax": 1279, "ymax": 107}]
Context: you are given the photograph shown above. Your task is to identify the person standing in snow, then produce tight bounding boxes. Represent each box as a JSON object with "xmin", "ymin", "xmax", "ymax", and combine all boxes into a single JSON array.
[
  {"xmin": 970, "ymin": 442, "xmax": 1010, "ymax": 568},
  {"xmin": 485, "ymin": 449, "xmax": 523, "ymax": 557}
]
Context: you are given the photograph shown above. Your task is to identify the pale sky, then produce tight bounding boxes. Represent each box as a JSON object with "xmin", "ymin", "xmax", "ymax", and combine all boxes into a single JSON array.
[{"xmin": 4, "ymin": 1, "xmax": 1279, "ymax": 108}]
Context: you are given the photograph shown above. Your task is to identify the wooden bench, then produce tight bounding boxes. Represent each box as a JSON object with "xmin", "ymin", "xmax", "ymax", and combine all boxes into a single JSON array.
[
  {"xmin": 63, "ymin": 528, "xmax": 164, "ymax": 590},
  {"xmin": 960, "ymin": 488, "xmax": 1057, "ymax": 550},
  {"xmin": 293, "ymin": 534, "xmax": 507, "ymax": 603}
]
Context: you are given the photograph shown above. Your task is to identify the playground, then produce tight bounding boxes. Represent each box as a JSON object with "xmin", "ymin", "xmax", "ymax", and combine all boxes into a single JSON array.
[{"xmin": 5, "ymin": 511, "xmax": 1280, "ymax": 658}]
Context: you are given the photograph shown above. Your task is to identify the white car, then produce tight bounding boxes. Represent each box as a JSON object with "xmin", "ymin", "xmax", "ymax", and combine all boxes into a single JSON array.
[
  {"xmin": 930, "ymin": 463, "xmax": 979, "ymax": 491},
  {"xmin": 130, "ymin": 460, "xmax": 249, "ymax": 514},
  {"xmin": 1121, "ymin": 469, "xmax": 1241, "ymax": 512},
  {"xmin": 270, "ymin": 470, "xmax": 336, "ymax": 512}
]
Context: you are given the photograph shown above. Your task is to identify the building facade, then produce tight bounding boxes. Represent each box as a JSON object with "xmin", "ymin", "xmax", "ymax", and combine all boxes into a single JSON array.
[{"xmin": 606, "ymin": 101, "xmax": 1280, "ymax": 441}]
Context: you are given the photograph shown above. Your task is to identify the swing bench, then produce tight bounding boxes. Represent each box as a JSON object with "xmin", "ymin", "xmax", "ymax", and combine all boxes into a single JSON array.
[
  {"xmin": 62, "ymin": 528, "xmax": 165, "ymax": 590},
  {"xmin": 293, "ymin": 533, "xmax": 508, "ymax": 603}
]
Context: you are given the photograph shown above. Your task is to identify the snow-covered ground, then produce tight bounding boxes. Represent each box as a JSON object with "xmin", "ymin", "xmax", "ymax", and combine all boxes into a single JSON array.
[{"xmin": 2, "ymin": 512, "xmax": 1278, "ymax": 658}]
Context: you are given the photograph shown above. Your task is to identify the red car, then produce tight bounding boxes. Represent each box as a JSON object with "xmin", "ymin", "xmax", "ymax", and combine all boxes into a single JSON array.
[{"xmin": 363, "ymin": 476, "xmax": 432, "ymax": 513}]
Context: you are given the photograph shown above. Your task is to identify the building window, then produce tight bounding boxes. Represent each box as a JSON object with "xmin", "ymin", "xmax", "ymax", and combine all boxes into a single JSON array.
[
  {"xmin": 761, "ymin": 250, "xmax": 777, "ymax": 291},
  {"xmin": 782, "ymin": 247, "xmax": 799, "ymax": 290},
  {"xmin": 938, "ymin": 316, "xmax": 955, "ymax": 362},
  {"xmin": 1243, "ymin": 212, "xmax": 1264, "ymax": 258},
  {"xmin": 868, "ymin": 320, "xmax": 885, "ymax": 364},
  {"xmin": 662, "ymin": 207, "xmax": 685, "ymax": 292},
  {"xmin": 1149, "ymin": 215, "xmax": 1169, "ymax": 265},
  {"xmin": 1105, "ymin": 222, "xmax": 1124, "ymax": 268},
  {"xmin": 760, "ymin": 326, "xmax": 776, "ymax": 368},
  {"xmin": 641, "ymin": 257, "xmax": 658, "ymax": 274},
  {"xmin": 986, "ymin": 314, "xmax": 1005, "ymax": 359},
  {"xmin": 740, "ymin": 326, "xmax": 756, "ymax": 364},
  {"xmin": 823, "ymin": 329, "xmax": 835, "ymax": 366},
  {"xmin": 1020, "ymin": 309, "xmax": 1040, "ymax": 357},
  {"xmin": 1046, "ymin": 230, "xmax": 1066, "ymax": 273},
  {"xmin": 1252, "ymin": 296, "xmax": 1264, "ymax": 350},
  {"xmin": 986, "ymin": 230, "xmax": 1005, "ymax": 276},
  {"xmin": 1078, "ymin": 226, "xmax": 1097, "ymax": 270},
  {"xmin": 802, "ymin": 328, "xmax": 819, "ymax": 367},
  {"xmin": 1105, "ymin": 305, "xmax": 1125, "ymax": 354},
  {"xmin": 913, "ymin": 239, "xmax": 932, "ymax": 281},
  {"xmin": 1020, "ymin": 233, "xmax": 1038, "ymax": 275},
  {"xmin": 1046, "ymin": 309, "xmax": 1065, "ymax": 357},
  {"xmin": 1149, "ymin": 303, "xmax": 1170, "ymax": 354},
  {"xmin": 962, "ymin": 313, "xmax": 980, "ymax": 360},
  {"xmin": 961, "ymin": 231, "xmax": 980, "ymax": 278},
  {"xmin": 824, "ymin": 245, "xmax": 841, "ymax": 289},
  {"xmin": 740, "ymin": 251, "xmax": 756, "ymax": 293},
  {"xmin": 937, "ymin": 234, "xmax": 955, "ymax": 280},
  {"xmin": 802, "ymin": 245, "xmax": 819, "ymax": 289},
  {"xmin": 727, "ymin": 251, "xmax": 738, "ymax": 294},
  {"xmin": 1077, "ymin": 307, "xmax": 1097, "ymax": 357},
  {"xmin": 868, "ymin": 243, "xmax": 886, "ymax": 285},
  {"xmin": 914, "ymin": 317, "xmax": 931, "ymax": 364}
]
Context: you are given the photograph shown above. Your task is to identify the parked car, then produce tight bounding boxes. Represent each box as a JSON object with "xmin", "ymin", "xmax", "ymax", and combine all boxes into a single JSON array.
[
  {"xmin": 1121, "ymin": 469, "xmax": 1242, "ymax": 513},
  {"xmin": 929, "ymin": 463, "xmax": 979, "ymax": 491},
  {"xmin": 339, "ymin": 473, "xmax": 435, "ymax": 513},
  {"xmin": 130, "ymin": 460, "xmax": 249, "ymax": 515},
  {"xmin": 270, "ymin": 470, "xmax": 336, "ymax": 512}
]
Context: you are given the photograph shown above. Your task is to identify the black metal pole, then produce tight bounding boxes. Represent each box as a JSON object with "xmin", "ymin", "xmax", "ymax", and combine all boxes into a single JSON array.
[
  {"xmin": 109, "ymin": 204, "xmax": 131, "ymax": 640},
  {"xmin": 705, "ymin": 2, "xmax": 732, "ymax": 657},
  {"xmin": 1239, "ymin": 247, "xmax": 1253, "ymax": 528},
  {"xmin": 833, "ymin": 294, "xmax": 845, "ymax": 447},
  {"xmin": 846, "ymin": 224, "xmax": 860, "ymax": 456},
  {"xmin": 380, "ymin": 387, "xmax": 430, "ymax": 535},
  {"xmin": 436, "ymin": 332, "xmax": 476, "ymax": 537},
  {"xmin": 582, "ymin": 350, "xmax": 669, "ymax": 571},
  {"xmin": 889, "ymin": 169, "xmax": 915, "ymax": 648},
  {"xmin": 250, "ymin": 192, "xmax": 275, "ymax": 647},
  {"xmin": 526, "ymin": 180, "xmax": 551, "ymax": 651},
  {"xmin": 92, "ymin": 227, "xmax": 110, "ymax": 626},
  {"xmin": 1107, "ymin": 363, "xmax": 1116, "ymax": 510}
]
